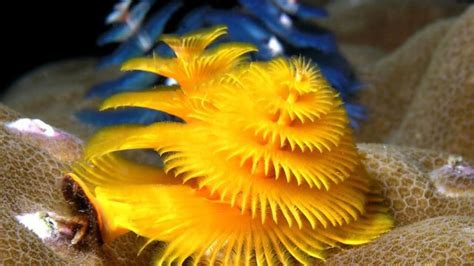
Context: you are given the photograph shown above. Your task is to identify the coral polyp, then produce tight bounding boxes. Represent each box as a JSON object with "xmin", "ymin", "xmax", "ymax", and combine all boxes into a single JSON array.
[{"xmin": 68, "ymin": 26, "xmax": 392, "ymax": 264}]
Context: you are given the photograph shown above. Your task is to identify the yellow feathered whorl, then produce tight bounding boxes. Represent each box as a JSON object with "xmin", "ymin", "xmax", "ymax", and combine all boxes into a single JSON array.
[{"xmin": 69, "ymin": 26, "xmax": 392, "ymax": 265}]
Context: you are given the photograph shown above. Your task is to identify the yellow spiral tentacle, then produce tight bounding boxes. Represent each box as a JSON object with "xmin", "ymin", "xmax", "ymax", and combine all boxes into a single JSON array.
[{"xmin": 68, "ymin": 26, "xmax": 393, "ymax": 265}]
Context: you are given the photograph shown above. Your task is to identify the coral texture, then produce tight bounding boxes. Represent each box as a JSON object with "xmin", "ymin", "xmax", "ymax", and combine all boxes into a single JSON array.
[
  {"xmin": 0, "ymin": 104, "xmax": 159, "ymax": 265},
  {"xmin": 388, "ymin": 8, "xmax": 474, "ymax": 158},
  {"xmin": 321, "ymin": 216, "xmax": 474, "ymax": 265},
  {"xmin": 359, "ymin": 144, "xmax": 473, "ymax": 226},
  {"xmin": 356, "ymin": 19, "xmax": 453, "ymax": 141},
  {"xmin": 321, "ymin": 0, "xmax": 464, "ymax": 51},
  {"xmin": 357, "ymin": 6, "xmax": 474, "ymax": 160},
  {"xmin": 1, "ymin": 100, "xmax": 473, "ymax": 264},
  {"xmin": 0, "ymin": 104, "xmax": 97, "ymax": 265}
]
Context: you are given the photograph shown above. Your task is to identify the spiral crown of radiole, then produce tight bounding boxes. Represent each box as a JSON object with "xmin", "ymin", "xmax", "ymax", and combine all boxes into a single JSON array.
[{"xmin": 69, "ymin": 26, "xmax": 393, "ymax": 265}]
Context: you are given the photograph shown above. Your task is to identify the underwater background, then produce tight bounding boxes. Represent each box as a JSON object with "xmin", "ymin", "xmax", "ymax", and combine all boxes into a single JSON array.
[
  {"xmin": 1, "ymin": 0, "xmax": 473, "ymax": 265},
  {"xmin": 1, "ymin": 1, "xmax": 115, "ymax": 92}
]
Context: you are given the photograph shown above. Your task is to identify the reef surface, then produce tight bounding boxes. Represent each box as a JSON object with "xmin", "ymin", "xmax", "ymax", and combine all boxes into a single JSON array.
[{"xmin": 1, "ymin": 1, "xmax": 473, "ymax": 265}]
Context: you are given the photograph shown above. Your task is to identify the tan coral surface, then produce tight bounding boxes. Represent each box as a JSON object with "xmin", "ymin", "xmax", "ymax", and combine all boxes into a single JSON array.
[
  {"xmin": 359, "ymin": 144, "xmax": 473, "ymax": 226},
  {"xmin": 1, "ymin": 1, "xmax": 474, "ymax": 265},
  {"xmin": 321, "ymin": 0, "xmax": 465, "ymax": 51},
  {"xmin": 356, "ymin": 19, "xmax": 453, "ymax": 142},
  {"xmin": 322, "ymin": 216, "xmax": 474, "ymax": 265},
  {"xmin": 389, "ymin": 8, "xmax": 474, "ymax": 159},
  {"xmin": 1, "ymin": 101, "xmax": 473, "ymax": 264},
  {"xmin": 0, "ymin": 104, "xmax": 157, "ymax": 265},
  {"xmin": 356, "ymin": 6, "xmax": 474, "ymax": 160}
]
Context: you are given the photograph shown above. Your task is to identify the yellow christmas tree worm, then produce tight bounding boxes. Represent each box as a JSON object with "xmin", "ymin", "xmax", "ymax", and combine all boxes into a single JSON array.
[{"xmin": 68, "ymin": 26, "xmax": 393, "ymax": 265}]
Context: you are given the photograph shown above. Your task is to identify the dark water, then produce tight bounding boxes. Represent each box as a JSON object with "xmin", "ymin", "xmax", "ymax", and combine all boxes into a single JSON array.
[
  {"xmin": 0, "ymin": 0, "xmax": 239, "ymax": 95},
  {"xmin": 1, "ymin": 1, "xmax": 115, "ymax": 94}
]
